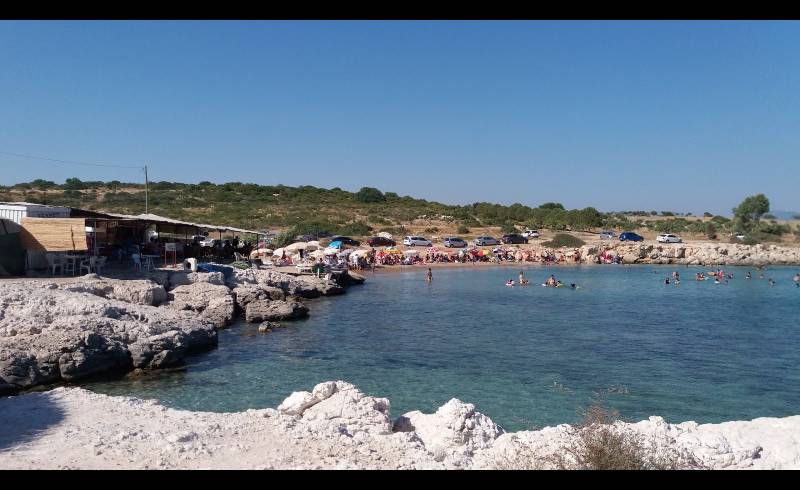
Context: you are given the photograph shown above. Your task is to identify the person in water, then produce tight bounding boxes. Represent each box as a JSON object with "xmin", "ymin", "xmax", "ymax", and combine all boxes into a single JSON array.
[
  {"xmin": 746, "ymin": 271, "xmax": 751, "ymax": 279},
  {"xmin": 794, "ymin": 273, "xmax": 800, "ymax": 287},
  {"xmin": 506, "ymin": 279, "xmax": 514, "ymax": 287},
  {"xmin": 425, "ymin": 268, "xmax": 432, "ymax": 282},
  {"xmin": 545, "ymin": 274, "xmax": 557, "ymax": 287},
  {"xmin": 665, "ymin": 277, "xmax": 670, "ymax": 285},
  {"xmin": 519, "ymin": 270, "xmax": 529, "ymax": 285},
  {"xmin": 570, "ymin": 283, "xmax": 578, "ymax": 289},
  {"xmin": 768, "ymin": 278, "xmax": 776, "ymax": 286}
]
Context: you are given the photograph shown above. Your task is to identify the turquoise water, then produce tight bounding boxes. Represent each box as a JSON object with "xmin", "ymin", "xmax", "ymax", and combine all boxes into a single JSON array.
[{"xmin": 84, "ymin": 265, "xmax": 800, "ymax": 432}]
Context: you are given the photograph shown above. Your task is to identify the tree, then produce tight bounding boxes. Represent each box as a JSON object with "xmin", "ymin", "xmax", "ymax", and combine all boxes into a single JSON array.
[
  {"xmin": 705, "ymin": 222, "xmax": 717, "ymax": 239},
  {"xmin": 539, "ymin": 202, "xmax": 565, "ymax": 210},
  {"xmin": 355, "ymin": 187, "xmax": 386, "ymax": 203},
  {"xmin": 63, "ymin": 177, "xmax": 86, "ymax": 190},
  {"xmin": 732, "ymin": 194, "xmax": 770, "ymax": 232},
  {"xmin": 703, "ymin": 212, "xmax": 713, "ymax": 218}
]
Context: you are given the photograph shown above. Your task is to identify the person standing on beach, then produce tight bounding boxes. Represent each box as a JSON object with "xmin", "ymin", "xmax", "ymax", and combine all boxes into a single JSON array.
[{"xmin": 426, "ymin": 268, "xmax": 432, "ymax": 282}]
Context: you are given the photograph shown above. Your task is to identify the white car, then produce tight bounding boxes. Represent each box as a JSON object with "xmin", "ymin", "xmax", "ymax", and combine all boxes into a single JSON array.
[
  {"xmin": 522, "ymin": 229, "xmax": 540, "ymax": 238},
  {"xmin": 656, "ymin": 233, "xmax": 682, "ymax": 243},
  {"xmin": 403, "ymin": 236, "xmax": 432, "ymax": 247}
]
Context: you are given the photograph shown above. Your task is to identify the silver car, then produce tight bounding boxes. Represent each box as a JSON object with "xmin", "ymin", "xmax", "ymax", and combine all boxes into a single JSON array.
[
  {"xmin": 474, "ymin": 236, "xmax": 500, "ymax": 246},
  {"xmin": 443, "ymin": 237, "xmax": 467, "ymax": 248}
]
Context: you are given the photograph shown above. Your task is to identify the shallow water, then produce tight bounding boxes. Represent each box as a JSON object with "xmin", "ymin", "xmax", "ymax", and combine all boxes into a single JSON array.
[{"xmin": 84, "ymin": 265, "xmax": 800, "ymax": 431}]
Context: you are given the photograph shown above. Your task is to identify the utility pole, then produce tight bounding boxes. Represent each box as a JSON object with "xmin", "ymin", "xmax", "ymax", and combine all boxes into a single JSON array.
[{"xmin": 144, "ymin": 164, "xmax": 149, "ymax": 214}]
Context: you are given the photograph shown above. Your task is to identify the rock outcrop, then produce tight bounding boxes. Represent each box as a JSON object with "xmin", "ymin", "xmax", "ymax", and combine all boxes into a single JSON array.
[
  {"xmin": 60, "ymin": 275, "xmax": 168, "ymax": 306},
  {"xmin": 581, "ymin": 242, "xmax": 800, "ymax": 266},
  {"xmin": 245, "ymin": 299, "xmax": 309, "ymax": 323},
  {"xmin": 232, "ymin": 269, "xmax": 345, "ymax": 298},
  {"xmin": 1, "ymin": 381, "xmax": 797, "ymax": 469},
  {"xmin": 0, "ymin": 282, "xmax": 217, "ymax": 392},
  {"xmin": 394, "ymin": 399, "xmax": 505, "ymax": 465},
  {"xmin": 167, "ymin": 282, "xmax": 235, "ymax": 328}
]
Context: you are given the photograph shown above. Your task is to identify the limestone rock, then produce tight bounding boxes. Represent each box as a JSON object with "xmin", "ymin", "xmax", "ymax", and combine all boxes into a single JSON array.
[
  {"xmin": 394, "ymin": 398, "xmax": 504, "ymax": 462},
  {"xmin": 168, "ymin": 283, "xmax": 234, "ymax": 328},
  {"xmin": 245, "ymin": 299, "xmax": 309, "ymax": 323},
  {"xmin": 168, "ymin": 271, "xmax": 225, "ymax": 289}
]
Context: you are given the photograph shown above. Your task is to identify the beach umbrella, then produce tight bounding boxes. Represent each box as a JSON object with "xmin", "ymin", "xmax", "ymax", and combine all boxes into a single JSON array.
[
  {"xmin": 272, "ymin": 247, "xmax": 285, "ymax": 256},
  {"xmin": 323, "ymin": 247, "xmax": 339, "ymax": 255},
  {"xmin": 285, "ymin": 242, "xmax": 308, "ymax": 252},
  {"xmin": 328, "ymin": 240, "xmax": 343, "ymax": 249},
  {"xmin": 338, "ymin": 249, "xmax": 355, "ymax": 257},
  {"xmin": 306, "ymin": 241, "xmax": 321, "ymax": 250}
]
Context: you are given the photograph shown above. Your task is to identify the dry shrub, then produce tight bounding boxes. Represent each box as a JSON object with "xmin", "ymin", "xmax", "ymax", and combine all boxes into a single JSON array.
[{"xmin": 493, "ymin": 399, "xmax": 706, "ymax": 470}]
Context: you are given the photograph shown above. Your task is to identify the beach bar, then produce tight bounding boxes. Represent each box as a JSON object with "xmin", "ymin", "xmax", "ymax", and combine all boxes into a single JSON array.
[{"xmin": 0, "ymin": 202, "xmax": 265, "ymax": 275}]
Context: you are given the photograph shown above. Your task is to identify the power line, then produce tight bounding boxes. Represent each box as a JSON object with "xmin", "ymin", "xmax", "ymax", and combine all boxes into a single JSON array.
[{"xmin": 0, "ymin": 150, "xmax": 144, "ymax": 170}]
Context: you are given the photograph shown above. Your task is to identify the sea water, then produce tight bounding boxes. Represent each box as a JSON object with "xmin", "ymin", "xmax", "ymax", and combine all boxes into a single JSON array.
[{"xmin": 84, "ymin": 265, "xmax": 800, "ymax": 431}]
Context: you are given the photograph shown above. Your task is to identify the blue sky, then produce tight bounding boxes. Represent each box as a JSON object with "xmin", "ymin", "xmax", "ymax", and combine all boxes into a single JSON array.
[{"xmin": 0, "ymin": 21, "xmax": 797, "ymax": 215}]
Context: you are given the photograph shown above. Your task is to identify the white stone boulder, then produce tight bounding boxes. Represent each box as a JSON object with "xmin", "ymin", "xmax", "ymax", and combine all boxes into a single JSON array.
[{"xmin": 393, "ymin": 398, "xmax": 505, "ymax": 463}]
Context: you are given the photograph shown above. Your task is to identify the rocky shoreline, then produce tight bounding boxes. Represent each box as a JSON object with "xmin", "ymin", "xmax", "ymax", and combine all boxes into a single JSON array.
[
  {"xmin": 580, "ymin": 241, "xmax": 800, "ymax": 266},
  {"xmin": 0, "ymin": 268, "xmax": 363, "ymax": 395},
  {"xmin": 0, "ymin": 380, "xmax": 797, "ymax": 469}
]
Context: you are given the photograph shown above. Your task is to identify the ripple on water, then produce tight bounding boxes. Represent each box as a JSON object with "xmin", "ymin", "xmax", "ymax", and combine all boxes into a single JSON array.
[{"xmin": 83, "ymin": 265, "xmax": 800, "ymax": 431}]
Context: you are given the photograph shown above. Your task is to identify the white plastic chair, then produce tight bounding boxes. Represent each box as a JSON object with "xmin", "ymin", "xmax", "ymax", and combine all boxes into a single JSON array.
[
  {"xmin": 45, "ymin": 253, "xmax": 62, "ymax": 276},
  {"xmin": 142, "ymin": 255, "xmax": 154, "ymax": 271},
  {"xmin": 132, "ymin": 254, "xmax": 142, "ymax": 271},
  {"xmin": 80, "ymin": 256, "xmax": 98, "ymax": 275},
  {"xmin": 63, "ymin": 257, "xmax": 75, "ymax": 276},
  {"xmin": 94, "ymin": 256, "xmax": 107, "ymax": 275}
]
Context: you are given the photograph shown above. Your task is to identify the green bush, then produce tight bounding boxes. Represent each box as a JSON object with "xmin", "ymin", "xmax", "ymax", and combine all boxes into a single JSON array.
[
  {"xmin": 501, "ymin": 222, "xmax": 518, "ymax": 234},
  {"xmin": 542, "ymin": 233, "xmax": 586, "ymax": 248},
  {"xmin": 336, "ymin": 221, "xmax": 372, "ymax": 237},
  {"xmin": 355, "ymin": 187, "xmax": 386, "ymax": 203},
  {"xmin": 424, "ymin": 226, "xmax": 439, "ymax": 234},
  {"xmin": 457, "ymin": 224, "xmax": 470, "ymax": 234}
]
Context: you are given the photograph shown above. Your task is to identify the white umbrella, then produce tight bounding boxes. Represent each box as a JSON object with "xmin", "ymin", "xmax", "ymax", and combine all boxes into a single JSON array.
[
  {"xmin": 285, "ymin": 242, "xmax": 308, "ymax": 252},
  {"xmin": 306, "ymin": 241, "xmax": 321, "ymax": 250},
  {"xmin": 323, "ymin": 247, "xmax": 339, "ymax": 255},
  {"xmin": 272, "ymin": 247, "xmax": 284, "ymax": 256}
]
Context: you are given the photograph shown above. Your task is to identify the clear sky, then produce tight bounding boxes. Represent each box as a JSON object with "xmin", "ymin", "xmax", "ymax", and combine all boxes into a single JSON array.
[{"xmin": 0, "ymin": 20, "xmax": 797, "ymax": 215}]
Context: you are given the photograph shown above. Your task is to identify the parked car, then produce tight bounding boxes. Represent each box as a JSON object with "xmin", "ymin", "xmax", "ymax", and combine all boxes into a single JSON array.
[
  {"xmin": 619, "ymin": 232, "xmax": 644, "ymax": 242},
  {"xmin": 734, "ymin": 232, "xmax": 747, "ymax": 240},
  {"xmin": 403, "ymin": 236, "xmax": 433, "ymax": 247},
  {"xmin": 474, "ymin": 236, "xmax": 500, "ymax": 246},
  {"xmin": 330, "ymin": 236, "xmax": 360, "ymax": 246},
  {"xmin": 443, "ymin": 237, "xmax": 467, "ymax": 248},
  {"xmin": 656, "ymin": 233, "xmax": 682, "ymax": 243},
  {"xmin": 599, "ymin": 231, "xmax": 616, "ymax": 239},
  {"xmin": 367, "ymin": 236, "xmax": 396, "ymax": 247},
  {"xmin": 522, "ymin": 229, "xmax": 540, "ymax": 238},
  {"xmin": 501, "ymin": 233, "xmax": 528, "ymax": 244}
]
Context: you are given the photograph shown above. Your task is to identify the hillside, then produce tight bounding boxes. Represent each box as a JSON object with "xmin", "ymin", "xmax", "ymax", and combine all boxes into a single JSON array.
[{"xmin": 1, "ymin": 179, "xmax": 798, "ymax": 244}]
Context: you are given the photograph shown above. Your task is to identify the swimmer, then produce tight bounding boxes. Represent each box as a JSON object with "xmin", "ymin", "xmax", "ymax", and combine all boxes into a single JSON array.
[
  {"xmin": 769, "ymin": 278, "xmax": 776, "ymax": 286},
  {"xmin": 570, "ymin": 283, "xmax": 578, "ymax": 289},
  {"xmin": 665, "ymin": 277, "xmax": 670, "ymax": 285},
  {"xmin": 793, "ymin": 273, "xmax": 800, "ymax": 287},
  {"xmin": 746, "ymin": 271, "xmax": 751, "ymax": 279},
  {"xmin": 506, "ymin": 279, "xmax": 514, "ymax": 287},
  {"xmin": 425, "ymin": 268, "xmax": 432, "ymax": 282}
]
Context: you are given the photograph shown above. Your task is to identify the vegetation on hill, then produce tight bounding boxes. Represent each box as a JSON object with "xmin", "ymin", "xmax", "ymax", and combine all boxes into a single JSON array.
[{"xmin": 1, "ymin": 180, "xmax": 796, "ymax": 243}]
